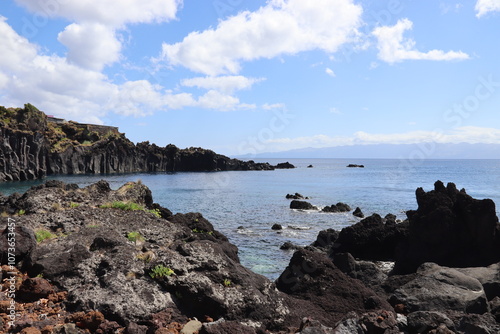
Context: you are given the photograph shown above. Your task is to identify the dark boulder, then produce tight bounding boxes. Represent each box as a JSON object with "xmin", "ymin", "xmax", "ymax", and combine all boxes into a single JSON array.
[
  {"xmin": 272, "ymin": 224, "xmax": 283, "ymax": 230},
  {"xmin": 276, "ymin": 248, "xmax": 392, "ymax": 327},
  {"xmin": 332, "ymin": 214, "xmax": 409, "ymax": 261},
  {"xmin": 0, "ymin": 224, "xmax": 36, "ymax": 266},
  {"xmin": 394, "ymin": 180, "xmax": 500, "ymax": 274},
  {"xmin": 201, "ymin": 321, "xmax": 257, "ymax": 334},
  {"xmin": 332, "ymin": 252, "xmax": 388, "ymax": 294},
  {"xmin": 17, "ymin": 277, "xmax": 55, "ymax": 302},
  {"xmin": 456, "ymin": 263, "xmax": 500, "ymax": 301},
  {"xmin": 290, "ymin": 200, "xmax": 317, "ymax": 210},
  {"xmin": 347, "ymin": 164, "xmax": 364, "ymax": 168},
  {"xmin": 406, "ymin": 311, "xmax": 455, "ymax": 333},
  {"xmin": 311, "ymin": 229, "xmax": 339, "ymax": 252},
  {"xmin": 390, "ymin": 263, "xmax": 488, "ymax": 314},
  {"xmin": 307, "ymin": 165, "xmax": 313, "ymax": 168},
  {"xmin": 280, "ymin": 242, "xmax": 300, "ymax": 251},
  {"xmin": 352, "ymin": 207, "xmax": 364, "ymax": 218},
  {"xmin": 322, "ymin": 202, "xmax": 351, "ymax": 213}
]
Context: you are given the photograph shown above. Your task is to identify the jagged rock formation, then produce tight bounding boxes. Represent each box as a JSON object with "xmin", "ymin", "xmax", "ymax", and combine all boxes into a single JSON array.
[{"xmin": 0, "ymin": 104, "xmax": 275, "ymax": 182}]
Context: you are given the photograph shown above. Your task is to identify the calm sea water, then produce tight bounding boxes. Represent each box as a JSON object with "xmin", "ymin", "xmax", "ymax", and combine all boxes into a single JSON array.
[{"xmin": 2, "ymin": 158, "xmax": 500, "ymax": 279}]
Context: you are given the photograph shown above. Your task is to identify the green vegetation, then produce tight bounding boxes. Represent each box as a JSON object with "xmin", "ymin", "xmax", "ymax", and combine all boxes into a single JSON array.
[
  {"xmin": 17, "ymin": 209, "xmax": 26, "ymax": 216},
  {"xmin": 127, "ymin": 231, "xmax": 145, "ymax": 243},
  {"xmin": 223, "ymin": 279, "xmax": 232, "ymax": 287},
  {"xmin": 100, "ymin": 201, "xmax": 162, "ymax": 218},
  {"xmin": 100, "ymin": 201, "xmax": 144, "ymax": 211},
  {"xmin": 35, "ymin": 229, "xmax": 57, "ymax": 243},
  {"xmin": 192, "ymin": 228, "xmax": 214, "ymax": 236},
  {"xmin": 149, "ymin": 265, "xmax": 174, "ymax": 279},
  {"xmin": 70, "ymin": 202, "xmax": 80, "ymax": 208},
  {"xmin": 147, "ymin": 208, "xmax": 162, "ymax": 218}
]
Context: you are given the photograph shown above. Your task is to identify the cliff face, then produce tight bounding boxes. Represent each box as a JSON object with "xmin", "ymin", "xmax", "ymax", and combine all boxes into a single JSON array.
[{"xmin": 0, "ymin": 104, "xmax": 273, "ymax": 182}]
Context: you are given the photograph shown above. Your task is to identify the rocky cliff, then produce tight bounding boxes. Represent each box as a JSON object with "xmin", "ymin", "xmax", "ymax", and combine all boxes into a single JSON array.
[{"xmin": 0, "ymin": 104, "xmax": 276, "ymax": 182}]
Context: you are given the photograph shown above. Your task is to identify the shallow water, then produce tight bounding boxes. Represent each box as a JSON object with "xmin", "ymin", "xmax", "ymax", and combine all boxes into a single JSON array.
[{"xmin": 2, "ymin": 158, "xmax": 499, "ymax": 279}]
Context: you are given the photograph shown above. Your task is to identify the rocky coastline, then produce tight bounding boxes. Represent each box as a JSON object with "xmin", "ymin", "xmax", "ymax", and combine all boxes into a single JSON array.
[
  {"xmin": 0, "ymin": 180, "xmax": 499, "ymax": 333},
  {"xmin": 0, "ymin": 104, "xmax": 294, "ymax": 182}
]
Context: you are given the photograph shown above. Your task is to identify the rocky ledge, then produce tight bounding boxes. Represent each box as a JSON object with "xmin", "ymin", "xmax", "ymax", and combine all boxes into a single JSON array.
[
  {"xmin": 0, "ymin": 104, "xmax": 288, "ymax": 182},
  {"xmin": 1, "ymin": 180, "xmax": 500, "ymax": 333}
]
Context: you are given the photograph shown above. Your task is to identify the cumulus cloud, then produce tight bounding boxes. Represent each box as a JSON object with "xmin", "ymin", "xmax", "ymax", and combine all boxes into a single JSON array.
[
  {"xmin": 475, "ymin": 0, "xmax": 500, "ymax": 17},
  {"xmin": 372, "ymin": 18, "xmax": 469, "ymax": 63},
  {"xmin": 263, "ymin": 127, "xmax": 500, "ymax": 152},
  {"xmin": 159, "ymin": 0, "xmax": 363, "ymax": 75},
  {"xmin": 181, "ymin": 76, "xmax": 264, "ymax": 94},
  {"xmin": 0, "ymin": 18, "xmax": 252, "ymax": 123},
  {"xmin": 58, "ymin": 23, "xmax": 122, "ymax": 71},
  {"xmin": 325, "ymin": 68, "xmax": 336, "ymax": 77},
  {"xmin": 14, "ymin": 0, "xmax": 182, "ymax": 27}
]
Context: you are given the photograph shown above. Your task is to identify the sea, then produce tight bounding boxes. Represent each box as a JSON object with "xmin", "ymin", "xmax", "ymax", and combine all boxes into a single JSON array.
[{"xmin": 1, "ymin": 158, "xmax": 500, "ymax": 280}]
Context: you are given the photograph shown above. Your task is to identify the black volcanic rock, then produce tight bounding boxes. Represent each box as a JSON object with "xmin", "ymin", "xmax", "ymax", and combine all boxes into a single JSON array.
[
  {"xmin": 353, "ymin": 207, "xmax": 364, "ymax": 218},
  {"xmin": 331, "ymin": 213, "xmax": 409, "ymax": 261},
  {"xmin": 285, "ymin": 193, "xmax": 308, "ymax": 200},
  {"xmin": 275, "ymin": 162, "xmax": 295, "ymax": 169},
  {"xmin": 0, "ymin": 104, "xmax": 275, "ymax": 182},
  {"xmin": 290, "ymin": 200, "xmax": 317, "ymax": 210},
  {"xmin": 271, "ymin": 223, "xmax": 283, "ymax": 230},
  {"xmin": 276, "ymin": 248, "xmax": 392, "ymax": 327},
  {"xmin": 394, "ymin": 180, "xmax": 500, "ymax": 274},
  {"xmin": 2, "ymin": 180, "xmax": 354, "ymax": 332},
  {"xmin": 322, "ymin": 202, "xmax": 351, "ymax": 213}
]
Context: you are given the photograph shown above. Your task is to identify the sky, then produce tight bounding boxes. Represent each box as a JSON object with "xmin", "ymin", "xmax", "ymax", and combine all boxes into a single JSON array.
[{"xmin": 0, "ymin": 0, "xmax": 499, "ymax": 157}]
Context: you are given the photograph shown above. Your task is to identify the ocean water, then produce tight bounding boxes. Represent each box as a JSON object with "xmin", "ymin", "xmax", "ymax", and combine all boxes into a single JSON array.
[{"xmin": 2, "ymin": 158, "xmax": 500, "ymax": 279}]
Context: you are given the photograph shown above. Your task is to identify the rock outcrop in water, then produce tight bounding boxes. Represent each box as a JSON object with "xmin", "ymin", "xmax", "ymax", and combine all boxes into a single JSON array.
[{"xmin": 0, "ymin": 104, "xmax": 277, "ymax": 182}]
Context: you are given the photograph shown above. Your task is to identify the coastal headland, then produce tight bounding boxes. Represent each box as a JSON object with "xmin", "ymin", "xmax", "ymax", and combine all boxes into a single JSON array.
[{"xmin": 0, "ymin": 104, "xmax": 293, "ymax": 182}]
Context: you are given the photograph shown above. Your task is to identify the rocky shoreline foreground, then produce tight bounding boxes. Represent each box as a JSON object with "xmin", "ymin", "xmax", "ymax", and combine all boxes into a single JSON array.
[{"xmin": 1, "ymin": 180, "xmax": 500, "ymax": 333}]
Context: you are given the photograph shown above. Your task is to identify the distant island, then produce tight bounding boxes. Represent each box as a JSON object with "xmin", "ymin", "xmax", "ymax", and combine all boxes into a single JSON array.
[
  {"xmin": 239, "ymin": 143, "xmax": 500, "ymax": 159},
  {"xmin": 0, "ymin": 104, "xmax": 291, "ymax": 182}
]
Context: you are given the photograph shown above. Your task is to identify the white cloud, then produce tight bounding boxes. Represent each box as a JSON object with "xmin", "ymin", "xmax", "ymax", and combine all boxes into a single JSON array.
[
  {"xmin": 14, "ymin": 0, "xmax": 182, "ymax": 27},
  {"xmin": 475, "ymin": 0, "xmax": 500, "ymax": 17},
  {"xmin": 372, "ymin": 18, "xmax": 469, "ymax": 63},
  {"xmin": 329, "ymin": 107, "xmax": 342, "ymax": 114},
  {"xmin": 0, "ymin": 17, "xmax": 254, "ymax": 123},
  {"xmin": 262, "ymin": 127, "xmax": 500, "ymax": 152},
  {"xmin": 160, "ymin": 0, "xmax": 363, "ymax": 75},
  {"xmin": 0, "ymin": 17, "xmax": 257, "ymax": 121},
  {"xmin": 58, "ymin": 23, "xmax": 122, "ymax": 71},
  {"xmin": 262, "ymin": 103, "xmax": 286, "ymax": 110},
  {"xmin": 196, "ymin": 90, "xmax": 255, "ymax": 111},
  {"xmin": 181, "ymin": 76, "xmax": 264, "ymax": 94},
  {"xmin": 325, "ymin": 67, "xmax": 336, "ymax": 77}
]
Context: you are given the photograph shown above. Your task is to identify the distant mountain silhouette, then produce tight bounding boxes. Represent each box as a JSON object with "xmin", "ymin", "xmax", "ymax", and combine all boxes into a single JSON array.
[{"xmin": 237, "ymin": 143, "xmax": 500, "ymax": 159}]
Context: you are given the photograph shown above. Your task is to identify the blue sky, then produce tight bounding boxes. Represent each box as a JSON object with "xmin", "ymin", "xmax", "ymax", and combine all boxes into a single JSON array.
[{"xmin": 0, "ymin": 0, "xmax": 499, "ymax": 156}]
